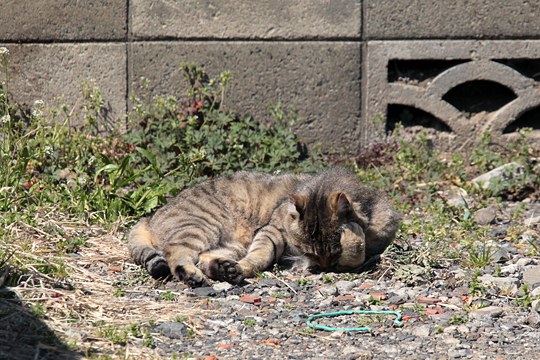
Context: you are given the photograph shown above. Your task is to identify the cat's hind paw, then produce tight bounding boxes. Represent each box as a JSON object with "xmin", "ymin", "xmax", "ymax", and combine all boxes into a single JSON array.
[
  {"xmin": 174, "ymin": 265, "xmax": 210, "ymax": 287},
  {"xmin": 146, "ymin": 255, "xmax": 171, "ymax": 280},
  {"xmin": 209, "ymin": 259, "xmax": 245, "ymax": 284}
]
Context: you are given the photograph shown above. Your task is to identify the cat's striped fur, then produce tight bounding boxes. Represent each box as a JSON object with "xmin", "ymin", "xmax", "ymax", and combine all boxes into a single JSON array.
[{"xmin": 128, "ymin": 168, "xmax": 399, "ymax": 287}]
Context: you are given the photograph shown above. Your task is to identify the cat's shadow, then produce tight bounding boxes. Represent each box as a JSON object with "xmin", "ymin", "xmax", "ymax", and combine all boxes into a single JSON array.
[
  {"xmin": 157, "ymin": 255, "xmax": 383, "ymax": 289},
  {"xmin": 0, "ymin": 267, "xmax": 82, "ymax": 360}
]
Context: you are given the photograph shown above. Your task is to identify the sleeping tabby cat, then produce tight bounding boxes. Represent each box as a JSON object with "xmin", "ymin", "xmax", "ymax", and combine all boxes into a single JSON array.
[{"xmin": 128, "ymin": 167, "xmax": 399, "ymax": 287}]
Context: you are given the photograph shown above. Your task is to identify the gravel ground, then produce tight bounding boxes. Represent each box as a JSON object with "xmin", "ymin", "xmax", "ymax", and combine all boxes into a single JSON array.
[
  {"xmin": 139, "ymin": 261, "xmax": 540, "ymax": 359},
  {"xmin": 2, "ymin": 199, "xmax": 539, "ymax": 360},
  {"xmin": 122, "ymin": 201, "xmax": 540, "ymax": 359}
]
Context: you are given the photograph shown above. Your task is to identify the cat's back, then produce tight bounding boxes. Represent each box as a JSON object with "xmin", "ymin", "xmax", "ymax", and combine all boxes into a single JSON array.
[
  {"xmin": 149, "ymin": 171, "xmax": 308, "ymax": 230},
  {"xmin": 225, "ymin": 171, "xmax": 308, "ymax": 219}
]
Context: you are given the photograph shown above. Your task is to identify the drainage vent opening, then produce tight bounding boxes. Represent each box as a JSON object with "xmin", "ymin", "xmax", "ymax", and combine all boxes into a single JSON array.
[
  {"xmin": 386, "ymin": 104, "xmax": 452, "ymax": 134},
  {"xmin": 387, "ymin": 59, "xmax": 469, "ymax": 83},
  {"xmin": 442, "ymin": 80, "xmax": 517, "ymax": 114},
  {"xmin": 503, "ymin": 106, "xmax": 540, "ymax": 134},
  {"xmin": 493, "ymin": 59, "xmax": 540, "ymax": 81}
]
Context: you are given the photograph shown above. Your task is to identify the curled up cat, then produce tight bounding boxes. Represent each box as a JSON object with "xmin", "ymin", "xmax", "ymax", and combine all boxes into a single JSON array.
[{"xmin": 128, "ymin": 167, "xmax": 400, "ymax": 287}]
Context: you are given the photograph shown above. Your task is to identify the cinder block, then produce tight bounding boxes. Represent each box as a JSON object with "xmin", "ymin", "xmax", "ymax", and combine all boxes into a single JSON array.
[
  {"xmin": 1, "ymin": 44, "xmax": 126, "ymax": 125},
  {"xmin": 365, "ymin": 0, "xmax": 540, "ymax": 39},
  {"xmin": 363, "ymin": 40, "xmax": 540, "ymax": 148},
  {"xmin": 0, "ymin": 1, "xmax": 127, "ymax": 41},
  {"xmin": 130, "ymin": 41, "xmax": 361, "ymax": 150},
  {"xmin": 131, "ymin": 0, "xmax": 360, "ymax": 39}
]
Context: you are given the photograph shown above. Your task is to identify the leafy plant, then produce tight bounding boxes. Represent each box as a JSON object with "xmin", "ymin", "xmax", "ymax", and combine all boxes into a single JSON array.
[
  {"xmin": 296, "ymin": 277, "xmax": 312, "ymax": 286},
  {"xmin": 448, "ymin": 314, "xmax": 469, "ymax": 325},
  {"xmin": 1, "ymin": 55, "xmax": 322, "ymax": 229},
  {"xmin": 466, "ymin": 240, "xmax": 495, "ymax": 268},
  {"xmin": 468, "ymin": 269, "xmax": 486, "ymax": 297},
  {"xmin": 98, "ymin": 325, "xmax": 128, "ymax": 345},
  {"xmin": 159, "ymin": 290, "xmax": 177, "ymax": 301},
  {"xmin": 126, "ymin": 64, "xmax": 322, "ymax": 191},
  {"xmin": 321, "ymin": 273, "xmax": 334, "ymax": 284},
  {"xmin": 515, "ymin": 284, "xmax": 537, "ymax": 308},
  {"xmin": 243, "ymin": 318, "xmax": 257, "ymax": 327},
  {"xmin": 29, "ymin": 303, "xmax": 46, "ymax": 318}
]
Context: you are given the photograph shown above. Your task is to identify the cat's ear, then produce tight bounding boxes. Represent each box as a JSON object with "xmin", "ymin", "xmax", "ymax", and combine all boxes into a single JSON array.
[
  {"xmin": 329, "ymin": 192, "xmax": 352, "ymax": 216},
  {"xmin": 290, "ymin": 193, "xmax": 307, "ymax": 214}
]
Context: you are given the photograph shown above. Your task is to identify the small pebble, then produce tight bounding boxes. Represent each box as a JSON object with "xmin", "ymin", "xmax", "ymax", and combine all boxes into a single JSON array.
[{"xmin": 473, "ymin": 208, "xmax": 497, "ymax": 225}]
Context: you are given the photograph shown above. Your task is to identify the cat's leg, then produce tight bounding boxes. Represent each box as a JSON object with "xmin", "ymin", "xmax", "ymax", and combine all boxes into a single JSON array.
[
  {"xmin": 156, "ymin": 209, "xmax": 229, "ymax": 287},
  {"xmin": 128, "ymin": 218, "xmax": 171, "ymax": 279},
  {"xmin": 213, "ymin": 221, "xmax": 287, "ymax": 284},
  {"xmin": 162, "ymin": 226, "xmax": 220, "ymax": 287},
  {"xmin": 165, "ymin": 246, "xmax": 210, "ymax": 287},
  {"xmin": 165, "ymin": 245, "xmax": 209, "ymax": 287},
  {"xmin": 336, "ymin": 222, "xmax": 366, "ymax": 270}
]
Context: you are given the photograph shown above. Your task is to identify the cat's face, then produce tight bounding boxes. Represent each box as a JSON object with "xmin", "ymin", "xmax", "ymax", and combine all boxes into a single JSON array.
[{"xmin": 286, "ymin": 191, "xmax": 365, "ymax": 271}]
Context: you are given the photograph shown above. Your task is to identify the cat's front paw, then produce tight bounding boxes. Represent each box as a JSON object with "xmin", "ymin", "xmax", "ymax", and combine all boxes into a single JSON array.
[
  {"xmin": 337, "ymin": 222, "xmax": 366, "ymax": 270},
  {"xmin": 210, "ymin": 259, "xmax": 245, "ymax": 284},
  {"xmin": 341, "ymin": 221, "xmax": 365, "ymax": 238}
]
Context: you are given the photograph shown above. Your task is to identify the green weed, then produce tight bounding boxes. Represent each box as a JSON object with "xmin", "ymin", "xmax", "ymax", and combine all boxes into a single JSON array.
[
  {"xmin": 367, "ymin": 296, "xmax": 383, "ymax": 306},
  {"xmin": 173, "ymin": 315, "xmax": 189, "ymax": 323},
  {"xmin": 515, "ymin": 284, "xmax": 537, "ymax": 308},
  {"xmin": 113, "ymin": 288, "xmax": 125, "ymax": 298},
  {"xmin": 29, "ymin": 303, "xmax": 46, "ymax": 318},
  {"xmin": 355, "ymin": 314, "xmax": 386, "ymax": 327},
  {"xmin": 296, "ymin": 277, "xmax": 312, "ymax": 286},
  {"xmin": 466, "ymin": 240, "xmax": 495, "ymax": 268},
  {"xmin": 243, "ymin": 318, "xmax": 257, "ymax": 327},
  {"xmin": 128, "ymin": 324, "xmax": 155, "ymax": 348},
  {"xmin": 98, "ymin": 325, "xmax": 128, "ymax": 345},
  {"xmin": 270, "ymin": 292, "xmax": 287, "ymax": 299},
  {"xmin": 469, "ymin": 269, "xmax": 486, "ymax": 297},
  {"xmin": 448, "ymin": 314, "xmax": 469, "ymax": 325},
  {"xmin": 159, "ymin": 290, "xmax": 177, "ymax": 301},
  {"xmin": 321, "ymin": 273, "xmax": 334, "ymax": 284}
]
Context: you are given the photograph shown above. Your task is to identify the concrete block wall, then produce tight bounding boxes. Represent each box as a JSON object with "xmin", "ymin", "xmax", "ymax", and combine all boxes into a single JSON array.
[{"xmin": 2, "ymin": 1, "xmax": 540, "ymax": 150}]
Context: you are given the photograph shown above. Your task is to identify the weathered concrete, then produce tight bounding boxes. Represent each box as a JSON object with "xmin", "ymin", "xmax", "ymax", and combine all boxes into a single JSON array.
[
  {"xmin": 2, "ymin": 44, "xmax": 127, "ymax": 125},
  {"xmin": 130, "ymin": 42, "xmax": 362, "ymax": 150},
  {"xmin": 3, "ymin": 1, "xmax": 540, "ymax": 150},
  {"xmin": 363, "ymin": 40, "xmax": 540, "ymax": 148},
  {"xmin": 0, "ymin": 1, "xmax": 127, "ymax": 41},
  {"xmin": 365, "ymin": 0, "xmax": 540, "ymax": 39},
  {"xmin": 131, "ymin": 0, "xmax": 361, "ymax": 39}
]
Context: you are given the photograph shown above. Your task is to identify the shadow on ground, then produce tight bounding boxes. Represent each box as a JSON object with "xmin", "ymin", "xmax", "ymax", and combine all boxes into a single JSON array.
[{"xmin": 0, "ymin": 266, "xmax": 81, "ymax": 360}]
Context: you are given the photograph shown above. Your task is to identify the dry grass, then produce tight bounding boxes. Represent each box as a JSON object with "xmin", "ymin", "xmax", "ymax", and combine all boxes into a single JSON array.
[{"xmin": 0, "ymin": 214, "xmax": 218, "ymax": 359}]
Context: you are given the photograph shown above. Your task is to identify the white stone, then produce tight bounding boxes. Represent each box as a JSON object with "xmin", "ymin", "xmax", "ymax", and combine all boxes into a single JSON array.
[
  {"xmin": 531, "ymin": 299, "xmax": 540, "ymax": 313},
  {"xmin": 472, "ymin": 163, "xmax": 524, "ymax": 190},
  {"xmin": 469, "ymin": 306, "xmax": 504, "ymax": 319},
  {"xmin": 479, "ymin": 274, "xmax": 519, "ymax": 295}
]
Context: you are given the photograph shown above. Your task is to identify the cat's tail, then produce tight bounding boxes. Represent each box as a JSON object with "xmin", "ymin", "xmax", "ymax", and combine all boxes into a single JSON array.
[{"xmin": 128, "ymin": 218, "xmax": 171, "ymax": 279}]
